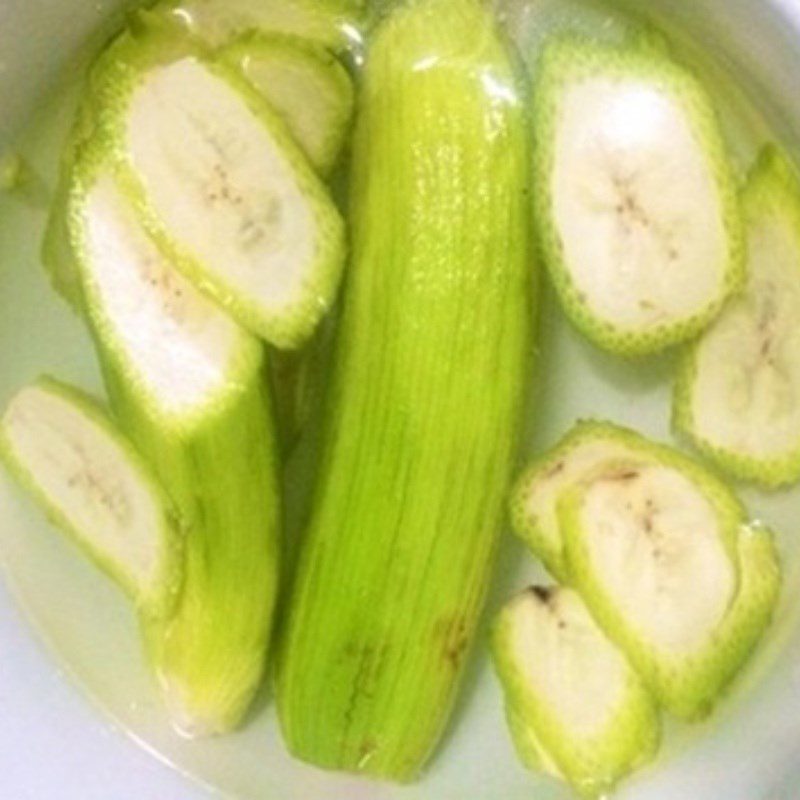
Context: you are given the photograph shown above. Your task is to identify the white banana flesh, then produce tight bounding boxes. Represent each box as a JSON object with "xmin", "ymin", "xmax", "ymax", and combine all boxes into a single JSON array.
[
  {"xmin": 675, "ymin": 146, "xmax": 800, "ymax": 487},
  {"xmin": 511, "ymin": 422, "xmax": 643, "ymax": 579},
  {"xmin": 0, "ymin": 380, "xmax": 178, "ymax": 613},
  {"xmin": 127, "ymin": 58, "xmax": 315, "ymax": 295},
  {"xmin": 82, "ymin": 168, "xmax": 250, "ymax": 414},
  {"xmin": 95, "ymin": 28, "xmax": 346, "ymax": 349},
  {"xmin": 512, "ymin": 420, "xmax": 779, "ymax": 718},
  {"xmin": 555, "ymin": 428, "xmax": 780, "ymax": 719},
  {"xmin": 492, "ymin": 586, "xmax": 659, "ymax": 797},
  {"xmin": 567, "ymin": 463, "xmax": 736, "ymax": 654},
  {"xmin": 554, "ymin": 80, "xmax": 724, "ymax": 328},
  {"xmin": 535, "ymin": 38, "xmax": 743, "ymax": 355},
  {"xmin": 125, "ymin": 58, "xmax": 325, "ymax": 340}
]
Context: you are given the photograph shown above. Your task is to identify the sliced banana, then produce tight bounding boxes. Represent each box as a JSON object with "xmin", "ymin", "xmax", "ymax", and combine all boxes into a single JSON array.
[
  {"xmin": 94, "ymin": 27, "xmax": 346, "ymax": 349},
  {"xmin": 674, "ymin": 146, "xmax": 800, "ymax": 488},
  {"xmin": 151, "ymin": 0, "xmax": 362, "ymax": 51},
  {"xmin": 68, "ymin": 136, "xmax": 283, "ymax": 735},
  {"xmin": 557, "ymin": 447, "xmax": 779, "ymax": 719},
  {"xmin": 533, "ymin": 37, "xmax": 743, "ymax": 355},
  {"xmin": 510, "ymin": 420, "xmax": 647, "ymax": 580},
  {"xmin": 220, "ymin": 32, "xmax": 354, "ymax": 175},
  {"xmin": 492, "ymin": 586, "xmax": 660, "ymax": 798},
  {"xmin": 0, "ymin": 378, "xmax": 180, "ymax": 616},
  {"xmin": 69, "ymin": 144, "xmax": 259, "ymax": 418}
]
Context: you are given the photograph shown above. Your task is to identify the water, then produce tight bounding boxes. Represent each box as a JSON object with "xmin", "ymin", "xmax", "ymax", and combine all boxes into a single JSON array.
[{"xmin": 1, "ymin": 1, "xmax": 800, "ymax": 798}]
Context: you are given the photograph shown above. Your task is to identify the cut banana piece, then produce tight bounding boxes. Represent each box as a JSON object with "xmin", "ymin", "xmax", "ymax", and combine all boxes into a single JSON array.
[
  {"xmin": 533, "ymin": 37, "xmax": 744, "ymax": 355},
  {"xmin": 220, "ymin": 32, "xmax": 354, "ymax": 175},
  {"xmin": 67, "ymin": 136, "xmax": 282, "ymax": 736},
  {"xmin": 492, "ymin": 586, "xmax": 660, "ymax": 798},
  {"xmin": 71, "ymin": 144, "xmax": 260, "ymax": 417},
  {"xmin": 510, "ymin": 420, "xmax": 648, "ymax": 580},
  {"xmin": 674, "ymin": 146, "xmax": 800, "ymax": 488},
  {"xmin": 0, "ymin": 378, "xmax": 180, "ymax": 617},
  {"xmin": 94, "ymin": 26, "xmax": 346, "ymax": 348},
  {"xmin": 151, "ymin": 0, "xmax": 363, "ymax": 51},
  {"xmin": 558, "ymin": 448, "xmax": 779, "ymax": 719}
]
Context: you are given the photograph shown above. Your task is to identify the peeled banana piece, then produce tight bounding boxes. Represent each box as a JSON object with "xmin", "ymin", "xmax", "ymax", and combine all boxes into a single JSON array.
[
  {"xmin": 67, "ymin": 135, "xmax": 282, "ymax": 736},
  {"xmin": 512, "ymin": 420, "xmax": 780, "ymax": 718},
  {"xmin": 510, "ymin": 420, "xmax": 646, "ymax": 580},
  {"xmin": 93, "ymin": 24, "xmax": 346, "ymax": 349},
  {"xmin": 276, "ymin": 0, "xmax": 531, "ymax": 778},
  {"xmin": 0, "ymin": 377, "xmax": 181, "ymax": 618},
  {"xmin": 492, "ymin": 586, "xmax": 660, "ymax": 798},
  {"xmin": 558, "ymin": 444, "xmax": 779, "ymax": 719},
  {"xmin": 674, "ymin": 145, "xmax": 800, "ymax": 488},
  {"xmin": 220, "ymin": 32, "xmax": 354, "ymax": 175},
  {"xmin": 533, "ymin": 37, "xmax": 744, "ymax": 355}
]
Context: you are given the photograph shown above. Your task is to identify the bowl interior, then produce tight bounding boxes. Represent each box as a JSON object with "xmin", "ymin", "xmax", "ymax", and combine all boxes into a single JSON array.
[{"xmin": 1, "ymin": 1, "xmax": 800, "ymax": 798}]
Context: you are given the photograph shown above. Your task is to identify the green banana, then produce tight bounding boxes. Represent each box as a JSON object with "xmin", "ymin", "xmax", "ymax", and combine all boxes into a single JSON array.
[{"xmin": 277, "ymin": 0, "xmax": 532, "ymax": 780}]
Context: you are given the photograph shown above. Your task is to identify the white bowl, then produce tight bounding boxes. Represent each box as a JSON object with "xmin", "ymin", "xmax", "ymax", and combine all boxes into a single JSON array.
[{"xmin": 1, "ymin": 1, "xmax": 800, "ymax": 798}]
